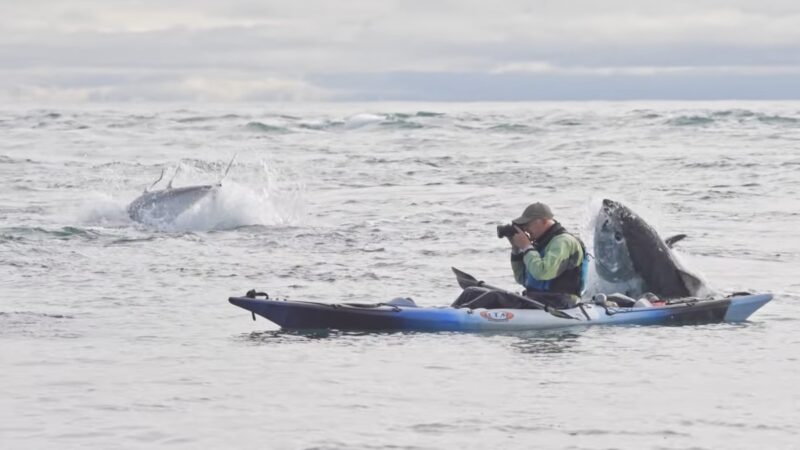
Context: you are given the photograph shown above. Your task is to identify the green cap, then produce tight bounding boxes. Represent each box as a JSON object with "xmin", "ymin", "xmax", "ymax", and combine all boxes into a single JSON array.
[{"xmin": 512, "ymin": 202, "xmax": 553, "ymax": 225}]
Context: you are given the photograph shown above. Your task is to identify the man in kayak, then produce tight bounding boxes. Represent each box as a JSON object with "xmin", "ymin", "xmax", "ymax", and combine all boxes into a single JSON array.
[
  {"xmin": 453, "ymin": 202, "xmax": 586, "ymax": 310},
  {"xmin": 508, "ymin": 202, "xmax": 586, "ymax": 308}
]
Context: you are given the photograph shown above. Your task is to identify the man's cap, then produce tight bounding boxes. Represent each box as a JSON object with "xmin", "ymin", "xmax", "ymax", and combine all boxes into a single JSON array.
[{"xmin": 512, "ymin": 202, "xmax": 553, "ymax": 225}]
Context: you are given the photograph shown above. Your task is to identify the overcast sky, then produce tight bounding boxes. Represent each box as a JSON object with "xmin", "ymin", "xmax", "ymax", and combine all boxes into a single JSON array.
[{"xmin": 3, "ymin": 0, "xmax": 800, "ymax": 102}]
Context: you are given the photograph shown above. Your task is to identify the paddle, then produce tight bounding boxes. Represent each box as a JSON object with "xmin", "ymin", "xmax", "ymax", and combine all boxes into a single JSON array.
[{"xmin": 451, "ymin": 267, "xmax": 577, "ymax": 320}]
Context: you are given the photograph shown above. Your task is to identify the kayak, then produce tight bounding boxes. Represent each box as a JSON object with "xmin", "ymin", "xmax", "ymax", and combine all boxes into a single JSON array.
[
  {"xmin": 228, "ymin": 292, "xmax": 772, "ymax": 332},
  {"xmin": 229, "ymin": 268, "xmax": 772, "ymax": 332}
]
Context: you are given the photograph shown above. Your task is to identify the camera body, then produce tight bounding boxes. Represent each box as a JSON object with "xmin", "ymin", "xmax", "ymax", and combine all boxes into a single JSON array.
[{"xmin": 496, "ymin": 223, "xmax": 519, "ymax": 239}]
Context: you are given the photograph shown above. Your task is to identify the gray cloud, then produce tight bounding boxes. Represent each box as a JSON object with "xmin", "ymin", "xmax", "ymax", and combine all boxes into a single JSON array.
[{"xmin": 2, "ymin": 1, "xmax": 800, "ymax": 101}]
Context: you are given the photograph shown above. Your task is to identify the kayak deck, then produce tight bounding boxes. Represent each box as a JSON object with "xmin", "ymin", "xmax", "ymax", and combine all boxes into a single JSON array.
[{"xmin": 229, "ymin": 293, "xmax": 772, "ymax": 332}]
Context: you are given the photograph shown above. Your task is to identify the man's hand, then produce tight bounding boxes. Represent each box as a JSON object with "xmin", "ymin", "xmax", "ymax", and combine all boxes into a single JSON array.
[{"xmin": 510, "ymin": 226, "xmax": 531, "ymax": 249}]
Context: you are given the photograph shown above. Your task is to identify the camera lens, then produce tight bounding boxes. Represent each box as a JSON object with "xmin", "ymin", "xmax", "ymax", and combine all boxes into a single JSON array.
[{"xmin": 496, "ymin": 224, "xmax": 517, "ymax": 239}]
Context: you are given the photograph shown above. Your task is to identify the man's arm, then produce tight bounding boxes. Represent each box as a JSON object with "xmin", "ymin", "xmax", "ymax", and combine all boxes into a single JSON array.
[{"xmin": 522, "ymin": 235, "xmax": 580, "ymax": 281}]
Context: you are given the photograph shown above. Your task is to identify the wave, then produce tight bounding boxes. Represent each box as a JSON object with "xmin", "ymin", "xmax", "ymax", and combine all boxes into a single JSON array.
[
  {"xmin": 297, "ymin": 119, "xmax": 343, "ymax": 130},
  {"xmin": 663, "ymin": 110, "xmax": 799, "ymax": 127},
  {"xmin": 710, "ymin": 109, "xmax": 798, "ymax": 124},
  {"xmin": 682, "ymin": 160, "xmax": 733, "ymax": 169},
  {"xmin": 681, "ymin": 158, "xmax": 760, "ymax": 172},
  {"xmin": 380, "ymin": 119, "xmax": 424, "ymax": 129},
  {"xmin": 0, "ymin": 310, "xmax": 80, "ymax": 339},
  {"xmin": 0, "ymin": 226, "xmax": 101, "ymax": 241},
  {"xmin": 344, "ymin": 113, "xmax": 386, "ymax": 129},
  {"xmin": 666, "ymin": 115, "xmax": 716, "ymax": 126},
  {"xmin": 552, "ymin": 119, "xmax": 583, "ymax": 126},
  {"xmin": 690, "ymin": 245, "xmax": 799, "ymax": 263},
  {"xmin": 342, "ymin": 113, "xmax": 427, "ymax": 130},
  {"xmin": 26, "ymin": 111, "xmax": 62, "ymax": 120},
  {"xmin": 710, "ymin": 109, "xmax": 756, "ymax": 118},
  {"xmin": 4, "ymin": 107, "xmax": 798, "ymax": 137},
  {"xmin": 292, "ymin": 111, "xmax": 442, "ymax": 132},
  {"xmin": 488, "ymin": 123, "xmax": 543, "ymax": 134},
  {"xmin": 244, "ymin": 121, "xmax": 291, "ymax": 134},
  {"xmin": 629, "ymin": 109, "xmax": 662, "ymax": 119},
  {"xmin": 757, "ymin": 114, "xmax": 799, "ymax": 125},
  {"xmin": 414, "ymin": 111, "xmax": 445, "ymax": 117},
  {"xmin": 175, "ymin": 114, "xmax": 246, "ymax": 123},
  {"xmin": 0, "ymin": 311, "xmax": 73, "ymax": 320},
  {"xmin": 106, "ymin": 236, "xmax": 160, "ymax": 246},
  {"xmin": 391, "ymin": 111, "xmax": 445, "ymax": 118}
]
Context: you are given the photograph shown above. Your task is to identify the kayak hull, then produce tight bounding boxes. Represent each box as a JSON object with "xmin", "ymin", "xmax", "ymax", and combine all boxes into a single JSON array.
[{"xmin": 228, "ymin": 293, "xmax": 772, "ymax": 332}]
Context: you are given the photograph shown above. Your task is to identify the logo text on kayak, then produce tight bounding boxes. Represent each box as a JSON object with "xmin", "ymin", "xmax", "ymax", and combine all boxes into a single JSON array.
[{"xmin": 480, "ymin": 311, "xmax": 514, "ymax": 322}]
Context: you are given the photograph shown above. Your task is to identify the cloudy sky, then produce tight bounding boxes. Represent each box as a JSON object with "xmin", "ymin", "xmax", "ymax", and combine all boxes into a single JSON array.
[{"xmin": 3, "ymin": 0, "xmax": 800, "ymax": 102}]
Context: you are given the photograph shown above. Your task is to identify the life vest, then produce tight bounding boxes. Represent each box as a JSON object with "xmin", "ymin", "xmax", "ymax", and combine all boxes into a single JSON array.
[{"xmin": 523, "ymin": 222, "xmax": 587, "ymax": 297}]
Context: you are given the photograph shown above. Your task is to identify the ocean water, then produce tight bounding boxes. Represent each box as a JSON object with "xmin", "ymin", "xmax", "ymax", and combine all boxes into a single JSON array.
[{"xmin": 1, "ymin": 102, "xmax": 799, "ymax": 449}]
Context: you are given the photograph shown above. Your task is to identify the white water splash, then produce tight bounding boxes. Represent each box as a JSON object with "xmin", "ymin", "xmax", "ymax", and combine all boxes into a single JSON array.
[
  {"xmin": 73, "ymin": 191, "xmax": 131, "ymax": 227},
  {"xmin": 77, "ymin": 159, "xmax": 305, "ymax": 232},
  {"xmin": 168, "ymin": 179, "xmax": 304, "ymax": 232}
]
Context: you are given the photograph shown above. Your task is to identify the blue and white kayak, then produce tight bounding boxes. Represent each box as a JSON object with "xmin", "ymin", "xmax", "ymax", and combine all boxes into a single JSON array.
[{"xmin": 228, "ymin": 292, "xmax": 772, "ymax": 332}]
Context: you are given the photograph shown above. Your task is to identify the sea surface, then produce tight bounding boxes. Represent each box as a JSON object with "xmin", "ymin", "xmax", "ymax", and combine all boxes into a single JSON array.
[{"xmin": 1, "ymin": 102, "xmax": 799, "ymax": 450}]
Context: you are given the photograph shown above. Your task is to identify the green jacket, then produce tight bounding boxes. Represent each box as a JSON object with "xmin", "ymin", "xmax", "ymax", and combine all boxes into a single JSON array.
[{"xmin": 511, "ymin": 232, "xmax": 584, "ymax": 296}]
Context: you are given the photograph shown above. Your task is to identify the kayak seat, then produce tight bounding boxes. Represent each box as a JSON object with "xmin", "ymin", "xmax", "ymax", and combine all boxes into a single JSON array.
[{"xmin": 604, "ymin": 293, "xmax": 637, "ymax": 308}]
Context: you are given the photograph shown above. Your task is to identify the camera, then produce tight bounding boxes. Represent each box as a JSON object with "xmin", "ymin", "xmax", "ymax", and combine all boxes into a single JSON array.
[{"xmin": 496, "ymin": 223, "xmax": 519, "ymax": 239}]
